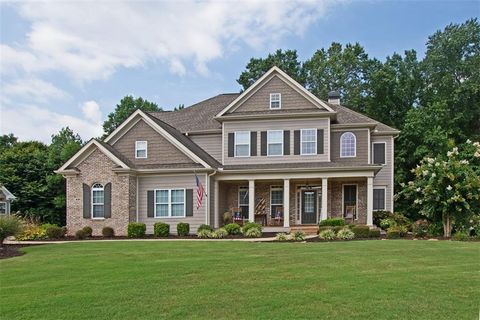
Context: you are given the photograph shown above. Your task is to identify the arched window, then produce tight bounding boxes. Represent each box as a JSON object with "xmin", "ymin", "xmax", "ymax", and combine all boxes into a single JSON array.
[
  {"xmin": 91, "ymin": 183, "xmax": 105, "ymax": 218},
  {"xmin": 340, "ymin": 132, "xmax": 356, "ymax": 157}
]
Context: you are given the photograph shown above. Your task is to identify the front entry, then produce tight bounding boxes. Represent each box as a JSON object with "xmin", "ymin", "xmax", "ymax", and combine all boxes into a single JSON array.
[{"xmin": 301, "ymin": 190, "xmax": 317, "ymax": 224}]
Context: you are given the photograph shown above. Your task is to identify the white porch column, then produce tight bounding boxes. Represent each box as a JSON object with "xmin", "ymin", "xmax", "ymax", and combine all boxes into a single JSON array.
[
  {"xmin": 283, "ymin": 179, "xmax": 290, "ymax": 227},
  {"xmin": 214, "ymin": 180, "xmax": 219, "ymax": 228},
  {"xmin": 367, "ymin": 177, "xmax": 373, "ymax": 226},
  {"xmin": 248, "ymin": 180, "xmax": 255, "ymax": 222},
  {"xmin": 321, "ymin": 178, "xmax": 328, "ymax": 221}
]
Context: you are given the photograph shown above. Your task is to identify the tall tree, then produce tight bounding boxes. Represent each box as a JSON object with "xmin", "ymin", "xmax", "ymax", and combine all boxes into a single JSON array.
[
  {"xmin": 0, "ymin": 134, "xmax": 18, "ymax": 152},
  {"xmin": 237, "ymin": 49, "xmax": 306, "ymax": 90},
  {"xmin": 102, "ymin": 96, "xmax": 162, "ymax": 138}
]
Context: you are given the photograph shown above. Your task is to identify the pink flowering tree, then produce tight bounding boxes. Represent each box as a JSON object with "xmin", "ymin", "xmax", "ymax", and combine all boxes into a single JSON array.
[{"xmin": 399, "ymin": 140, "xmax": 480, "ymax": 237}]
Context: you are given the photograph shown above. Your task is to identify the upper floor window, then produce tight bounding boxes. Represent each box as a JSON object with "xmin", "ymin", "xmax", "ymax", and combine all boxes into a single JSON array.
[
  {"xmin": 373, "ymin": 142, "xmax": 386, "ymax": 165},
  {"xmin": 91, "ymin": 183, "xmax": 105, "ymax": 218},
  {"xmin": 267, "ymin": 130, "xmax": 283, "ymax": 156},
  {"xmin": 235, "ymin": 131, "xmax": 250, "ymax": 157},
  {"xmin": 155, "ymin": 189, "xmax": 185, "ymax": 218},
  {"xmin": 270, "ymin": 93, "xmax": 281, "ymax": 109},
  {"xmin": 301, "ymin": 129, "xmax": 317, "ymax": 155},
  {"xmin": 340, "ymin": 132, "xmax": 356, "ymax": 158},
  {"xmin": 135, "ymin": 141, "xmax": 147, "ymax": 158},
  {"xmin": 0, "ymin": 202, "xmax": 6, "ymax": 215}
]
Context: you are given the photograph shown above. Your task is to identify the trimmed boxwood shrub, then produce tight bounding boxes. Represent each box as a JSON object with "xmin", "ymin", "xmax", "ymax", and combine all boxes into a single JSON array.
[
  {"xmin": 386, "ymin": 230, "xmax": 401, "ymax": 239},
  {"xmin": 352, "ymin": 225, "xmax": 370, "ymax": 238},
  {"xmin": 452, "ymin": 232, "xmax": 470, "ymax": 241},
  {"xmin": 102, "ymin": 227, "xmax": 115, "ymax": 237},
  {"xmin": 82, "ymin": 226, "xmax": 93, "ymax": 237},
  {"xmin": 368, "ymin": 228, "xmax": 381, "ymax": 238},
  {"xmin": 177, "ymin": 223, "xmax": 190, "ymax": 236},
  {"xmin": 224, "ymin": 223, "xmax": 241, "ymax": 235},
  {"xmin": 198, "ymin": 224, "xmax": 213, "ymax": 233},
  {"xmin": 154, "ymin": 222, "xmax": 170, "ymax": 237},
  {"xmin": 319, "ymin": 218, "xmax": 345, "ymax": 226},
  {"xmin": 75, "ymin": 229, "xmax": 87, "ymax": 240},
  {"xmin": 128, "ymin": 223, "xmax": 146, "ymax": 238},
  {"xmin": 46, "ymin": 225, "xmax": 65, "ymax": 239}
]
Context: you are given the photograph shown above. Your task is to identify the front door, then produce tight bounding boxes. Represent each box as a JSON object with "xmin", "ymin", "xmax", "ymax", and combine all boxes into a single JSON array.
[{"xmin": 301, "ymin": 190, "xmax": 317, "ymax": 224}]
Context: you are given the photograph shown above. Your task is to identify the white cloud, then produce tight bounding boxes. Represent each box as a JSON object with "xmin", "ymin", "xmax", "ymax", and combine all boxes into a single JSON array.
[
  {"xmin": 1, "ymin": 77, "xmax": 68, "ymax": 103},
  {"xmin": 81, "ymin": 100, "xmax": 102, "ymax": 124},
  {"xmin": 2, "ymin": 0, "xmax": 340, "ymax": 82}
]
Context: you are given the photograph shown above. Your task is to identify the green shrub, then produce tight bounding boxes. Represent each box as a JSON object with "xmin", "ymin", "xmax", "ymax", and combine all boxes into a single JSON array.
[
  {"xmin": 318, "ymin": 226, "xmax": 333, "ymax": 233},
  {"xmin": 352, "ymin": 225, "xmax": 370, "ymax": 238},
  {"xmin": 242, "ymin": 222, "xmax": 261, "ymax": 235},
  {"xmin": 213, "ymin": 228, "xmax": 228, "ymax": 239},
  {"xmin": 0, "ymin": 216, "xmax": 23, "ymax": 245},
  {"xmin": 373, "ymin": 210, "xmax": 392, "ymax": 226},
  {"xmin": 177, "ymin": 223, "xmax": 190, "ymax": 236},
  {"xmin": 368, "ymin": 228, "xmax": 381, "ymax": 238},
  {"xmin": 154, "ymin": 222, "xmax": 169, "ymax": 237},
  {"xmin": 337, "ymin": 228, "xmax": 355, "ymax": 240},
  {"xmin": 276, "ymin": 232, "xmax": 288, "ymax": 241},
  {"xmin": 46, "ymin": 225, "xmax": 65, "ymax": 239},
  {"xmin": 452, "ymin": 232, "xmax": 470, "ymax": 241},
  {"xmin": 291, "ymin": 231, "xmax": 306, "ymax": 241},
  {"xmin": 102, "ymin": 227, "xmax": 114, "ymax": 237},
  {"xmin": 40, "ymin": 223, "xmax": 57, "ymax": 231},
  {"xmin": 223, "ymin": 211, "xmax": 233, "ymax": 224},
  {"xmin": 197, "ymin": 229, "xmax": 213, "ymax": 238},
  {"xmin": 82, "ymin": 226, "xmax": 93, "ymax": 237},
  {"xmin": 388, "ymin": 225, "xmax": 408, "ymax": 237},
  {"xmin": 224, "ymin": 223, "xmax": 241, "ymax": 235},
  {"xmin": 319, "ymin": 229, "xmax": 336, "ymax": 240},
  {"xmin": 412, "ymin": 220, "xmax": 429, "ymax": 238},
  {"xmin": 386, "ymin": 230, "xmax": 400, "ymax": 239},
  {"xmin": 319, "ymin": 218, "xmax": 345, "ymax": 226},
  {"xmin": 244, "ymin": 227, "xmax": 262, "ymax": 238},
  {"xmin": 75, "ymin": 229, "xmax": 87, "ymax": 240},
  {"xmin": 427, "ymin": 221, "xmax": 443, "ymax": 237},
  {"xmin": 16, "ymin": 223, "xmax": 47, "ymax": 241},
  {"xmin": 127, "ymin": 223, "xmax": 146, "ymax": 238},
  {"xmin": 379, "ymin": 218, "xmax": 396, "ymax": 230},
  {"xmin": 198, "ymin": 224, "xmax": 213, "ymax": 233}
]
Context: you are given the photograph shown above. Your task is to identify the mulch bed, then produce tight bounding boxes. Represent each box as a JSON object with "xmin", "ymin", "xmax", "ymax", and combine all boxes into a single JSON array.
[{"xmin": 0, "ymin": 244, "xmax": 40, "ymax": 260}]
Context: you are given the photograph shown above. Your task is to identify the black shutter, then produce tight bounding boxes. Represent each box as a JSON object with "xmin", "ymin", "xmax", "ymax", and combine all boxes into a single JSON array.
[
  {"xmin": 250, "ymin": 132, "xmax": 257, "ymax": 156},
  {"xmin": 260, "ymin": 131, "xmax": 267, "ymax": 156},
  {"xmin": 228, "ymin": 133, "xmax": 234, "ymax": 157},
  {"xmin": 293, "ymin": 130, "xmax": 300, "ymax": 155},
  {"xmin": 147, "ymin": 190, "xmax": 154, "ymax": 217},
  {"xmin": 186, "ymin": 189, "xmax": 193, "ymax": 216},
  {"xmin": 83, "ymin": 183, "xmax": 91, "ymax": 219},
  {"xmin": 283, "ymin": 130, "xmax": 290, "ymax": 155},
  {"xmin": 104, "ymin": 183, "xmax": 112, "ymax": 218},
  {"xmin": 373, "ymin": 143, "xmax": 386, "ymax": 164},
  {"xmin": 317, "ymin": 129, "xmax": 324, "ymax": 154}
]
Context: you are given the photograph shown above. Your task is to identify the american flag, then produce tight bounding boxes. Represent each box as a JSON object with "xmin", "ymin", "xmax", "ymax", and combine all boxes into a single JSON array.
[{"xmin": 195, "ymin": 174, "xmax": 206, "ymax": 209}]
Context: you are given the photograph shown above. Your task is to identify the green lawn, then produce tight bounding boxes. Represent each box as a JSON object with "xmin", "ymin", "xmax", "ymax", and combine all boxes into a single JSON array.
[{"xmin": 1, "ymin": 241, "xmax": 479, "ymax": 320}]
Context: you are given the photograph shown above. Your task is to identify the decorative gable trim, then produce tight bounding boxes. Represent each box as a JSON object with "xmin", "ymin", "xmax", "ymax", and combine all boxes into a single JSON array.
[{"xmin": 216, "ymin": 66, "xmax": 335, "ymax": 117}]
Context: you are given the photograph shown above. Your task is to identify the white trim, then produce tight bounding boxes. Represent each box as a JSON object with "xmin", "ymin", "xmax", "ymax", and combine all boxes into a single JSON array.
[
  {"xmin": 135, "ymin": 141, "xmax": 148, "ymax": 159},
  {"xmin": 373, "ymin": 186, "xmax": 387, "ymax": 211},
  {"xmin": 269, "ymin": 93, "xmax": 281, "ymax": 109},
  {"xmin": 91, "ymin": 183, "xmax": 105, "ymax": 219},
  {"xmin": 367, "ymin": 177, "xmax": 374, "ymax": 226},
  {"xmin": 327, "ymin": 120, "xmax": 331, "ymax": 162},
  {"xmin": 321, "ymin": 179, "xmax": 328, "ymax": 221},
  {"xmin": 372, "ymin": 142, "xmax": 387, "ymax": 165},
  {"xmin": 154, "ymin": 188, "xmax": 186, "ymax": 218},
  {"xmin": 234, "ymin": 131, "xmax": 251, "ymax": 157},
  {"xmin": 215, "ymin": 170, "xmax": 377, "ymax": 181},
  {"xmin": 391, "ymin": 136, "xmax": 395, "ymax": 212},
  {"xmin": 267, "ymin": 130, "xmax": 283, "ymax": 156},
  {"xmin": 248, "ymin": 180, "xmax": 255, "ymax": 222},
  {"xmin": 136, "ymin": 176, "xmax": 139, "ymax": 222},
  {"xmin": 222, "ymin": 122, "xmax": 225, "ymax": 165},
  {"xmin": 0, "ymin": 201, "xmax": 6, "ymax": 215},
  {"xmin": 340, "ymin": 132, "xmax": 357, "ymax": 158},
  {"xmin": 342, "ymin": 184, "xmax": 358, "ymax": 221},
  {"xmin": 215, "ymin": 66, "xmax": 334, "ymax": 117},
  {"xmin": 283, "ymin": 180, "xmax": 290, "ymax": 227},
  {"xmin": 367, "ymin": 129, "xmax": 371, "ymax": 164},
  {"xmin": 300, "ymin": 128, "xmax": 317, "ymax": 155}
]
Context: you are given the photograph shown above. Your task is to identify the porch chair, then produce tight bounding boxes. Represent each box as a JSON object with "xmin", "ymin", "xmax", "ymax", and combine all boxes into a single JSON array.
[
  {"xmin": 344, "ymin": 206, "xmax": 356, "ymax": 223},
  {"xmin": 254, "ymin": 198, "xmax": 267, "ymax": 226}
]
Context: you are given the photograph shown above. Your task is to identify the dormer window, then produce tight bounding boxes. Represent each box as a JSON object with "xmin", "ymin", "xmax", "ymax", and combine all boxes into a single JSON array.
[
  {"xmin": 135, "ymin": 141, "xmax": 147, "ymax": 158},
  {"xmin": 270, "ymin": 93, "xmax": 281, "ymax": 109},
  {"xmin": 340, "ymin": 132, "xmax": 356, "ymax": 158}
]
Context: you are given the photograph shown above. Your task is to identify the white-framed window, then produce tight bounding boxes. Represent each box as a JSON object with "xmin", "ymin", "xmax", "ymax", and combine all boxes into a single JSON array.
[
  {"xmin": 301, "ymin": 128, "xmax": 317, "ymax": 155},
  {"xmin": 234, "ymin": 131, "xmax": 250, "ymax": 157},
  {"xmin": 340, "ymin": 132, "xmax": 356, "ymax": 158},
  {"xmin": 267, "ymin": 130, "xmax": 283, "ymax": 156},
  {"xmin": 270, "ymin": 93, "xmax": 281, "ymax": 109},
  {"xmin": 91, "ymin": 183, "xmax": 105, "ymax": 219},
  {"xmin": 372, "ymin": 142, "xmax": 386, "ymax": 165},
  {"xmin": 270, "ymin": 186, "xmax": 284, "ymax": 218},
  {"xmin": 238, "ymin": 187, "xmax": 249, "ymax": 219},
  {"xmin": 0, "ymin": 202, "xmax": 6, "ymax": 215},
  {"xmin": 155, "ymin": 189, "xmax": 185, "ymax": 218},
  {"xmin": 135, "ymin": 141, "xmax": 147, "ymax": 159},
  {"xmin": 373, "ymin": 188, "xmax": 386, "ymax": 211}
]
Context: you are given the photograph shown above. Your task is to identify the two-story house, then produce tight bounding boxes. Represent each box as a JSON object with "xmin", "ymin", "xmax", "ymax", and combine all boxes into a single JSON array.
[{"xmin": 56, "ymin": 67, "xmax": 399, "ymax": 235}]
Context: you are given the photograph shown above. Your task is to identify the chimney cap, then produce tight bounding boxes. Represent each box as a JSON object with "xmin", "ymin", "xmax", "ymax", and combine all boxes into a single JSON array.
[{"xmin": 328, "ymin": 90, "xmax": 340, "ymax": 99}]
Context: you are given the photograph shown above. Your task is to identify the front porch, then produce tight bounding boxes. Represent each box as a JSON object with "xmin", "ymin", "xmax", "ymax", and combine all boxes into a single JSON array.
[{"xmin": 213, "ymin": 174, "xmax": 375, "ymax": 229}]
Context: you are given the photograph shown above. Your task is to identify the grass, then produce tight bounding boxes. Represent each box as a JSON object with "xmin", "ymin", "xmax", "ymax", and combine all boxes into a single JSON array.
[{"xmin": 0, "ymin": 240, "xmax": 479, "ymax": 320}]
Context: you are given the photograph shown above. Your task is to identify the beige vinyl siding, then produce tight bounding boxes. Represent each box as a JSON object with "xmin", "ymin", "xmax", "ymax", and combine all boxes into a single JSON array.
[
  {"xmin": 330, "ymin": 129, "xmax": 368, "ymax": 164},
  {"xmin": 223, "ymin": 118, "xmax": 330, "ymax": 165},
  {"xmin": 371, "ymin": 136, "xmax": 394, "ymax": 212},
  {"xmin": 230, "ymin": 76, "xmax": 319, "ymax": 113},
  {"xmin": 138, "ymin": 174, "xmax": 206, "ymax": 234},
  {"xmin": 190, "ymin": 134, "xmax": 222, "ymax": 162},
  {"xmin": 112, "ymin": 119, "xmax": 197, "ymax": 166}
]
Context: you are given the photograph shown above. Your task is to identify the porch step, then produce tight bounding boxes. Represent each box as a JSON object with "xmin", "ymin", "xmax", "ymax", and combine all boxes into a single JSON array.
[{"xmin": 290, "ymin": 225, "xmax": 319, "ymax": 235}]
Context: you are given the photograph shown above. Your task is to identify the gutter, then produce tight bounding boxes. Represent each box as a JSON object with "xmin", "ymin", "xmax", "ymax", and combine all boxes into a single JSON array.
[{"xmin": 218, "ymin": 165, "xmax": 383, "ymax": 174}]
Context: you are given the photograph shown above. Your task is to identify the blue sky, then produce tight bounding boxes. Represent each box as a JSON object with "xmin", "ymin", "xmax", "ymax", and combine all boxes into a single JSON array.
[{"xmin": 0, "ymin": 0, "xmax": 478, "ymax": 142}]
